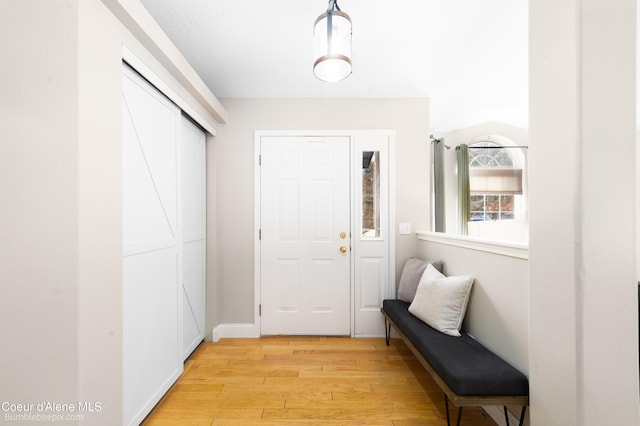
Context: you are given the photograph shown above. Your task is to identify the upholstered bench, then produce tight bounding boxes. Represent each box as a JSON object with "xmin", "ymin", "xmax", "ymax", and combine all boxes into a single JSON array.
[{"xmin": 382, "ymin": 299, "xmax": 529, "ymax": 426}]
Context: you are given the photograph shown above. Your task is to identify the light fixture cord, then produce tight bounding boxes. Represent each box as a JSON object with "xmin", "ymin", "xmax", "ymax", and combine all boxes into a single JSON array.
[
  {"xmin": 325, "ymin": 0, "xmax": 342, "ymax": 56},
  {"xmin": 326, "ymin": 0, "xmax": 334, "ymax": 55}
]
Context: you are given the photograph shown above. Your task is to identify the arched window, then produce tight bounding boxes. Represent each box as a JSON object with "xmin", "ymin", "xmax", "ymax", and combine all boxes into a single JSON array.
[
  {"xmin": 431, "ymin": 132, "xmax": 528, "ymax": 242},
  {"xmin": 468, "ymin": 139, "xmax": 526, "ymax": 224}
]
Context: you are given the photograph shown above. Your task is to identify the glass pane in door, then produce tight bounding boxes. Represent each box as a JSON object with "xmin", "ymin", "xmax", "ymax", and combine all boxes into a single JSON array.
[{"xmin": 362, "ymin": 151, "xmax": 380, "ymax": 238}]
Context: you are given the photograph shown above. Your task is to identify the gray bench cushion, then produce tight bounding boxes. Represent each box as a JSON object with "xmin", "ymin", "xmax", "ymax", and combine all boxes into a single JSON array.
[{"xmin": 383, "ymin": 299, "xmax": 528, "ymax": 397}]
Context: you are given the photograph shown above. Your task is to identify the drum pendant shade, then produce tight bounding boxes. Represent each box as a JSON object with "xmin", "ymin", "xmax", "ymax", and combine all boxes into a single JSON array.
[{"xmin": 313, "ymin": 1, "xmax": 352, "ymax": 82}]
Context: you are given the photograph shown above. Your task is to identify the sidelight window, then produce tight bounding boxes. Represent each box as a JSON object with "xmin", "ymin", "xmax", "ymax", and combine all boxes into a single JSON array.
[{"xmin": 362, "ymin": 151, "xmax": 381, "ymax": 238}]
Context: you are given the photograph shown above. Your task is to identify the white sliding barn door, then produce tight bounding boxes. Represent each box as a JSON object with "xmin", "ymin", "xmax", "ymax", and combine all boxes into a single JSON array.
[
  {"xmin": 260, "ymin": 136, "xmax": 351, "ymax": 335},
  {"xmin": 181, "ymin": 117, "xmax": 206, "ymax": 359},
  {"xmin": 122, "ymin": 65, "xmax": 182, "ymax": 426}
]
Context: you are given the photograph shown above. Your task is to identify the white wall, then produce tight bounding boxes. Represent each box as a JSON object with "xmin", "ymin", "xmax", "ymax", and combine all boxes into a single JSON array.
[
  {"xmin": 1, "ymin": 1, "xmax": 223, "ymax": 424},
  {"xmin": 530, "ymin": 1, "xmax": 639, "ymax": 425},
  {"xmin": 212, "ymin": 98, "xmax": 430, "ymax": 327},
  {"xmin": 1, "ymin": 0, "xmax": 80, "ymax": 410}
]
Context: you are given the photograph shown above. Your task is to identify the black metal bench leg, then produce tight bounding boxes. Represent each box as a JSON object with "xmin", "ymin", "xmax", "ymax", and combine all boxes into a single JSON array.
[
  {"xmin": 384, "ymin": 318, "xmax": 391, "ymax": 346},
  {"xmin": 518, "ymin": 406, "xmax": 527, "ymax": 426},
  {"xmin": 444, "ymin": 394, "xmax": 450, "ymax": 426},
  {"xmin": 504, "ymin": 406, "xmax": 527, "ymax": 426},
  {"xmin": 443, "ymin": 394, "xmax": 463, "ymax": 426},
  {"xmin": 455, "ymin": 406, "xmax": 463, "ymax": 426}
]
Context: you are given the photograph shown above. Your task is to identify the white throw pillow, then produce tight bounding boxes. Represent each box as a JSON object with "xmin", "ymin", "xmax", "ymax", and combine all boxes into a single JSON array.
[
  {"xmin": 417, "ymin": 263, "xmax": 445, "ymax": 287},
  {"xmin": 408, "ymin": 272, "xmax": 474, "ymax": 337}
]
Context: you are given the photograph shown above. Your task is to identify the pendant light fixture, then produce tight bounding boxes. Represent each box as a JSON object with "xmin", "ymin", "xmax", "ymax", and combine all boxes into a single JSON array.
[{"xmin": 313, "ymin": 0, "xmax": 352, "ymax": 82}]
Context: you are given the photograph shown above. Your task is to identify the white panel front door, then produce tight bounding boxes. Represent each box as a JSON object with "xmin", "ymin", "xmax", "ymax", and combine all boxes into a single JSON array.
[{"xmin": 260, "ymin": 136, "xmax": 351, "ymax": 335}]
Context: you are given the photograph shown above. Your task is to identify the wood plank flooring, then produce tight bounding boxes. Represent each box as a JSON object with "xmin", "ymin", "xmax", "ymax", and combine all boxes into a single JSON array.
[{"xmin": 142, "ymin": 337, "xmax": 497, "ymax": 425}]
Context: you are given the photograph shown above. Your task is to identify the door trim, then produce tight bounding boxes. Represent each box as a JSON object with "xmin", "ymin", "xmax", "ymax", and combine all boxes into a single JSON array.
[{"xmin": 254, "ymin": 130, "xmax": 396, "ymax": 337}]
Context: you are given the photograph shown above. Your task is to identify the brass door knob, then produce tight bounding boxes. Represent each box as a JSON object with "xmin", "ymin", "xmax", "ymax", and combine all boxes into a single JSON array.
[{"xmin": 339, "ymin": 246, "xmax": 347, "ymax": 253}]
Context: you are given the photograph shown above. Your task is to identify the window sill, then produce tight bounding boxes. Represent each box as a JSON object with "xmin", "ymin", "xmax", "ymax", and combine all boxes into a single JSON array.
[{"xmin": 416, "ymin": 231, "xmax": 529, "ymax": 260}]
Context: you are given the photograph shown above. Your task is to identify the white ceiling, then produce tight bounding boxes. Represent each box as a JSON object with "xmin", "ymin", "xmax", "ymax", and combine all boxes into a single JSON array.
[{"xmin": 139, "ymin": 0, "xmax": 528, "ymax": 132}]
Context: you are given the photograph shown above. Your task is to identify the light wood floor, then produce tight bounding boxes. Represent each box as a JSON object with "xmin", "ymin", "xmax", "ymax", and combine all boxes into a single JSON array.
[{"xmin": 142, "ymin": 337, "xmax": 497, "ymax": 425}]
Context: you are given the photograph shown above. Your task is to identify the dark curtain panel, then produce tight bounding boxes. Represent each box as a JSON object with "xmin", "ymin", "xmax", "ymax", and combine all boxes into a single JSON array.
[
  {"xmin": 456, "ymin": 144, "xmax": 470, "ymax": 235},
  {"xmin": 433, "ymin": 139, "xmax": 445, "ymax": 232}
]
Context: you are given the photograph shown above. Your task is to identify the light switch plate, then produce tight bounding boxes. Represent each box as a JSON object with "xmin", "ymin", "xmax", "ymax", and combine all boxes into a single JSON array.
[{"xmin": 399, "ymin": 223, "xmax": 412, "ymax": 235}]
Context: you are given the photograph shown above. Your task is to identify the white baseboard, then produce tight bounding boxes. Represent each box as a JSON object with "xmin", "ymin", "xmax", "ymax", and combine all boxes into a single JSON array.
[
  {"xmin": 211, "ymin": 323, "xmax": 260, "ymax": 342},
  {"xmin": 484, "ymin": 405, "xmax": 527, "ymax": 426}
]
